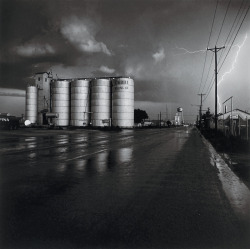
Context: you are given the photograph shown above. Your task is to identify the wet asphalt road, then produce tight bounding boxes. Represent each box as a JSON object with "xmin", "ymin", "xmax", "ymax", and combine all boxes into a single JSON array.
[{"xmin": 0, "ymin": 127, "xmax": 249, "ymax": 249}]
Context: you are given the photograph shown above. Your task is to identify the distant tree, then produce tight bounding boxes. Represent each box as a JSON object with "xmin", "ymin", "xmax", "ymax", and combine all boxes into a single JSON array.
[
  {"xmin": 134, "ymin": 109, "xmax": 148, "ymax": 123},
  {"xmin": 201, "ymin": 108, "xmax": 214, "ymax": 129}
]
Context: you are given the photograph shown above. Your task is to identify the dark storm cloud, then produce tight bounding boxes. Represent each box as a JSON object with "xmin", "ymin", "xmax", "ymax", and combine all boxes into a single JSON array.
[
  {"xmin": 0, "ymin": 0, "xmax": 249, "ymax": 118},
  {"xmin": 0, "ymin": 0, "xmax": 49, "ymax": 46},
  {"xmin": 0, "ymin": 0, "xmax": 102, "ymax": 88}
]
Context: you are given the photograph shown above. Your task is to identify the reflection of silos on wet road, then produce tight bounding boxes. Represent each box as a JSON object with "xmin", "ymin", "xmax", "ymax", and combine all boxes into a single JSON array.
[
  {"xmin": 112, "ymin": 78, "xmax": 134, "ymax": 128},
  {"xmin": 71, "ymin": 79, "xmax": 90, "ymax": 127},
  {"xmin": 116, "ymin": 147, "xmax": 133, "ymax": 163},
  {"xmin": 94, "ymin": 151, "xmax": 109, "ymax": 174},
  {"xmin": 51, "ymin": 80, "xmax": 70, "ymax": 126},
  {"xmin": 25, "ymin": 86, "xmax": 37, "ymax": 124},
  {"xmin": 91, "ymin": 79, "xmax": 111, "ymax": 127}
]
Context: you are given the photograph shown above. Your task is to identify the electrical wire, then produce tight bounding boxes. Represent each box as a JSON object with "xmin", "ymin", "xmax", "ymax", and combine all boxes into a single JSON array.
[
  {"xmin": 197, "ymin": 0, "xmax": 219, "ymax": 94},
  {"xmin": 218, "ymin": 5, "xmax": 249, "ymax": 72},
  {"xmin": 203, "ymin": 75, "xmax": 215, "ymax": 102},
  {"xmin": 215, "ymin": 0, "xmax": 232, "ymax": 46},
  {"xmin": 200, "ymin": 0, "xmax": 230, "ymax": 96},
  {"xmin": 202, "ymin": 0, "xmax": 231, "ymax": 94},
  {"xmin": 203, "ymin": 1, "xmax": 249, "ymax": 103},
  {"xmin": 218, "ymin": 0, "xmax": 247, "ymax": 63},
  {"xmin": 201, "ymin": 53, "xmax": 214, "ymax": 94}
]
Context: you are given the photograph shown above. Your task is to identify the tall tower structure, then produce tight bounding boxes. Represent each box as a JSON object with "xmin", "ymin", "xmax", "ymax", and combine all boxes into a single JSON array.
[
  {"xmin": 175, "ymin": 107, "xmax": 184, "ymax": 125},
  {"xmin": 35, "ymin": 72, "xmax": 52, "ymax": 125}
]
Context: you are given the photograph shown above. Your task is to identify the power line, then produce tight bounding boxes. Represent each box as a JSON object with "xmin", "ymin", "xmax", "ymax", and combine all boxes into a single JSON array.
[
  {"xmin": 197, "ymin": 0, "xmax": 219, "ymax": 94},
  {"xmin": 202, "ymin": 0, "xmax": 231, "ymax": 95},
  {"xmin": 203, "ymin": 74, "xmax": 215, "ymax": 103},
  {"xmin": 203, "ymin": 0, "xmax": 248, "ymax": 102},
  {"xmin": 218, "ymin": 5, "xmax": 249, "ymax": 72},
  {"xmin": 225, "ymin": 0, "xmax": 247, "ymax": 45},
  {"xmin": 201, "ymin": 53, "xmax": 214, "ymax": 94},
  {"xmin": 201, "ymin": 0, "xmax": 230, "ymax": 95},
  {"xmin": 218, "ymin": 0, "xmax": 247, "ymax": 64},
  {"xmin": 215, "ymin": 0, "xmax": 232, "ymax": 46}
]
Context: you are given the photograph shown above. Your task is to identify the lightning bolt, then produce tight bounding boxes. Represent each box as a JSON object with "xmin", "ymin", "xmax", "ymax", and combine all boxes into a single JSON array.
[
  {"xmin": 174, "ymin": 47, "xmax": 207, "ymax": 55},
  {"xmin": 218, "ymin": 34, "xmax": 248, "ymax": 112}
]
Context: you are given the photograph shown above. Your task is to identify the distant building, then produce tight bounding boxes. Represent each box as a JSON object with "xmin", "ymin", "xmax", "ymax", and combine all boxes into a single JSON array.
[{"xmin": 0, "ymin": 113, "xmax": 21, "ymax": 130}]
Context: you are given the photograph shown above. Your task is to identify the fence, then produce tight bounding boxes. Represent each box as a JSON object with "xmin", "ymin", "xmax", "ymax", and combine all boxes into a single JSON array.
[{"xmin": 218, "ymin": 116, "xmax": 249, "ymax": 140}]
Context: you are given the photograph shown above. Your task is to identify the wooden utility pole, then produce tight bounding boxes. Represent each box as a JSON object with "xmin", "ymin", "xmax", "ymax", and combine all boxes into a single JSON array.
[
  {"xmin": 207, "ymin": 46, "xmax": 225, "ymax": 132},
  {"xmin": 198, "ymin": 93, "xmax": 206, "ymax": 126}
]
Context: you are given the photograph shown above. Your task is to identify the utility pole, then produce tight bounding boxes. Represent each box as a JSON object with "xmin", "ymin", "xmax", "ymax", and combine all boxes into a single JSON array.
[
  {"xmin": 166, "ymin": 104, "xmax": 168, "ymax": 121},
  {"xmin": 207, "ymin": 46, "xmax": 225, "ymax": 132},
  {"xmin": 198, "ymin": 93, "xmax": 206, "ymax": 127}
]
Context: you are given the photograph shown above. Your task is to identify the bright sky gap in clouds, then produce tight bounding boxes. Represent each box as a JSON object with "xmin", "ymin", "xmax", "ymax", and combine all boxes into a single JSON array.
[{"xmin": 0, "ymin": 0, "xmax": 249, "ymax": 121}]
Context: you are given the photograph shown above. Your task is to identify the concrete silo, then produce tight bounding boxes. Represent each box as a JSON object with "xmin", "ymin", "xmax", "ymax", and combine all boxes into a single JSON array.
[
  {"xmin": 112, "ymin": 77, "xmax": 134, "ymax": 128},
  {"xmin": 91, "ymin": 78, "xmax": 111, "ymax": 127},
  {"xmin": 70, "ymin": 79, "xmax": 90, "ymax": 127},
  {"xmin": 25, "ymin": 86, "xmax": 38, "ymax": 124},
  {"xmin": 51, "ymin": 80, "xmax": 70, "ymax": 126}
]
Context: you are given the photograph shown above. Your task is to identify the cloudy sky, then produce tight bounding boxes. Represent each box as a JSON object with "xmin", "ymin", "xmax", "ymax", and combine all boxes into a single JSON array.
[{"xmin": 0, "ymin": 0, "xmax": 249, "ymax": 121}]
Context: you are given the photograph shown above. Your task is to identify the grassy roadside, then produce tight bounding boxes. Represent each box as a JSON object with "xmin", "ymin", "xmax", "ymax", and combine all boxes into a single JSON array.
[
  {"xmin": 200, "ymin": 128, "xmax": 249, "ymax": 153},
  {"xmin": 200, "ymin": 128, "xmax": 250, "ymax": 189}
]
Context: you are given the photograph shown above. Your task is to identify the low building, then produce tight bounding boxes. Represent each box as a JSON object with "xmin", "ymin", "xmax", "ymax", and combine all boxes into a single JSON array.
[
  {"xmin": 0, "ymin": 113, "xmax": 21, "ymax": 130},
  {"xmin": 218, "ymin": 109, "xmax": 250, "ymax": 137}
]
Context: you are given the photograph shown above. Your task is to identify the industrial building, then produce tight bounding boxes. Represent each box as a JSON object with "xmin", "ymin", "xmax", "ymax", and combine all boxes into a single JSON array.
[{"xmin": 25, "ymin": 72, "xmax": 134, "ymax": 128}]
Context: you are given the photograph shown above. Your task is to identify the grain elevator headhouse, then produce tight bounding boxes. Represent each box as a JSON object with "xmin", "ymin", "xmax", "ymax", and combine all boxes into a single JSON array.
[{"xmin": 35, "ymin": 72, "xmax": 52, "ymax": 125}]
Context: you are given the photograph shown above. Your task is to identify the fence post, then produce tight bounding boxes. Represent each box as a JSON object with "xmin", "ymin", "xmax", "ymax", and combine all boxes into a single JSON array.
[{"xmin": 223, "ymin": 113, "xmax": 225, "ymax": 135}]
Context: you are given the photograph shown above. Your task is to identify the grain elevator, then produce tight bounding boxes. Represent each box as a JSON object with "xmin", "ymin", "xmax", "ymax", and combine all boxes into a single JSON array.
[{"xmin": 25, "ymin": 72, "xmax": 134, "ymax": 128}]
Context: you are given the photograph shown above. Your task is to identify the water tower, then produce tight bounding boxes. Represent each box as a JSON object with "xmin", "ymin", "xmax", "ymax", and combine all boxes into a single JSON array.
[{"xmin": 175, "ymin": 107, "xmax": 184, "ymax": 125}]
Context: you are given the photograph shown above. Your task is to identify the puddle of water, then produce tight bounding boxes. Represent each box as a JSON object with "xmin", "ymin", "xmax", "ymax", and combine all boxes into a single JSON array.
[{"xmin": 202, "ymin": 137, "xmax": 250, "ymax": 220}]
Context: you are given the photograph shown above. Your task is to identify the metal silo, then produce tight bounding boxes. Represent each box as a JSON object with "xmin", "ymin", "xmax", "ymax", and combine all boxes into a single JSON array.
[
  {"xmin": 70, "ymin": 79, "xmax": 90, "ymax": 127},
  {"xmin": 112, "ymin": 78, "xmax": 134, "ymax": 128},
  {"xmin": 25, "ymin": 86, "xmax": 37, "ymax": 124},
  {"xmin": 91, "ymin": 78, "xmax": 111, "ymax": 127},
  {"xmin": 51, "ymin": 80, "xmax": 70, "ymax": 126}
]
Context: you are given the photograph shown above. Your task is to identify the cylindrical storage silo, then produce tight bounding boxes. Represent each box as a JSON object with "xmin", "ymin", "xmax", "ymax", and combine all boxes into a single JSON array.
[
  {"xmin": 51, "ymin": 80, "xmax": 70, "ymax": 126},
  {"xmin": 112, "ymin": 78, "xmax": 134, "ymax": 128},
  {"xmin": 91, "ymin": 79, "xmax": 111, "ymax": 127},
  {"xmin": 25, "ymin": 86, "xmax": 37, "ymax": 124},
  {"xmin": 70, "ymin": 79, "xmax": 90, "ymax": 127}
]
